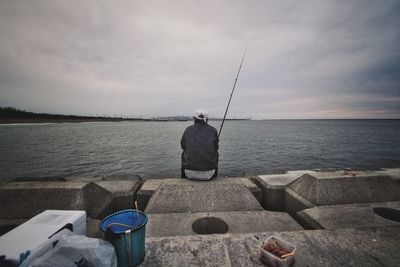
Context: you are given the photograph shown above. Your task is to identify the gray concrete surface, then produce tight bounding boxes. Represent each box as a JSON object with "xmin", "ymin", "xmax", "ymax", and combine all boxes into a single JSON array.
[
  {"xmin": 146, "ymin": 211, "xmax": 303, "ymax": 237},
  {"xmin": 255, "ymin": 172, "xmax": 309, "ymax": 211},
  {"xmin": 3, "ymin": 171, "xmax": 400, "ymax": 266},
  {"xmin": 95, "ymin": 180, "xmax": 140, "ymax": 195},
  {"xmin": 254, "ymin": 170, "xmax": 364, "ymax": 211},
  {"xmin": 86, "ymin": 218, "xmax": 102, "ymax": 238},
  {"xmin": 255, "ymin": 168, "xmax": 400, "ymax": 209},
  {"xmin": 297, "ymin": 201, "xmax": 400, "ymax": 230},
  {"xmin": 136, "ymin": 179, "xmax": 164, "ymax": 210},
  {"xmin": 145, "ymin": 183, "xmax": 264, "ymax": 214},
  {"xmin": 236, "ymin": 178, "xmax": 262, "ymax": 203},
  {"xmin": 287, "ymin": 174, "xmax": 400, "ymax": 206},
  {"xmin": 137, "ymin": 178, "xmax": 262, "ymax": 211},
  {"xmin": 285, "ymin": 188, "xmax": 315, "ymax": 223},
  {"xmin": 142, "ymin": 226, "xmax": 400, "ymax": 266},
  {"xmin": 257, "ymin": 171, "xmax": 314, "ymax": 188},
  {"xmin": 0, "ymin": 181, "xmax": 113, "ymax": 219},
  {"xmin": 95, "ymin": 180, "xmax": 141, "ymax": 210},
  {"xmin": 380, "ymin": 167, "xmax": 400, "ymax": 181},
  {"xmin": 284, "ymin": 173, "xmax": 400, "ymax": 222},
  {"xmin": 308, "ymin": 168, "xmax": 400, "ymax": 182}
]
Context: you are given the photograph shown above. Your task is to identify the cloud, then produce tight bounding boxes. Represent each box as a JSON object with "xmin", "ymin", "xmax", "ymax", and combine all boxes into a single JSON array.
[{"xmin": 0, "ymin": 0, "xmax": 399, "ymax": 118}]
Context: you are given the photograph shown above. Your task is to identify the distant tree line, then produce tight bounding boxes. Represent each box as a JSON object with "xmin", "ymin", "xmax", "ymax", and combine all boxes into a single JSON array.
[
  {"xmin": 0, "ymin": 106, "xmax": 251, "ymax": 123},
  {"xmin": 0, "ymin": 106, "xmax": 147, "ymax": 123},
  {"xmin": 1, "ymin": 106, "xmax": 78, "ymax": 119}
]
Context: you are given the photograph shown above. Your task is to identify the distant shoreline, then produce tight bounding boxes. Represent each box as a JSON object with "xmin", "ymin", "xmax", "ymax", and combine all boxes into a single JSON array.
[
  {"xmin": 0, "ymin": 118, "xmax": 252, "ymax": 124},
  {"xmin": 1, "ymin": 118, "xmax": 399, "ymax": 124},
  {"xmin": 0, "ymin": 106, "xmax": 151, "ymax": 124},
  {"xmin": 0, "ymin": 107, "xmax": 252, "ymax": 124},
  {"xmin": 0, "ymin": 118, "xmax": 149, "ymax": 124},
  {"xmin": 1, "ymin": 107, "xmax": 398, "ymax": 123}
]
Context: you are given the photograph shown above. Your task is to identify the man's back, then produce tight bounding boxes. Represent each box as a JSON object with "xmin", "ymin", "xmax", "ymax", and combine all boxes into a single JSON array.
[{"xmin": 181, "ymin": 121, "xmax": 219, "ymax": 171}]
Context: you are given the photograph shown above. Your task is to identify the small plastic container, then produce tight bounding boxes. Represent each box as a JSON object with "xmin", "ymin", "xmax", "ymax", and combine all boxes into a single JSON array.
[{"xmin": 260, "ymin": 236, "xmax": 296, "ymax": 267}]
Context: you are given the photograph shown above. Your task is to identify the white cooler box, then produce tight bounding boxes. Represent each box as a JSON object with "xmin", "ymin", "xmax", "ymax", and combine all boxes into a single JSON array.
[{"xmin": 0, "ymin": 210, "xmax": 86, "ymax": 265}]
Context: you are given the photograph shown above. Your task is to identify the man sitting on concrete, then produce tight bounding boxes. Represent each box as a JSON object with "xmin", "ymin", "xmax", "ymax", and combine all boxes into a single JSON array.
[{"xmin": 181, "ymin": 109, "xmax": 219, "ymax": 180}]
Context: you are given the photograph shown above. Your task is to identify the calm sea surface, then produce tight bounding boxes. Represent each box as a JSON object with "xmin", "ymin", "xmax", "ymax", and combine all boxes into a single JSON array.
[{"xmin": 0, "ymin": 120, "xmax": 399, "ymax": 180}]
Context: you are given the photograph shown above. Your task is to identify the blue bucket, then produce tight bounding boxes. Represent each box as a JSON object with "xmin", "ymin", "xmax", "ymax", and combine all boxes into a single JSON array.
[{"xmin": 100, "ymin": 209, "xmax": 148, "ymax": 267}]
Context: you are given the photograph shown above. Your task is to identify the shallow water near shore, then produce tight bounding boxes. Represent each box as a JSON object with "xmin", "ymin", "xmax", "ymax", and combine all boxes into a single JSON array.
[{"xmin": 0, "ymin": 120, "xmax": 399, "ymax": 180}]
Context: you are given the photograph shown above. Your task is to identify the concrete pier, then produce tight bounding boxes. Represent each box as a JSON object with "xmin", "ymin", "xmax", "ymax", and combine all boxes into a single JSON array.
[
  {"xmin": 1, "ymin": 168, "xmax": 400, "ymax": 266},
  {"xmin": 287, "ymin": 174, "xmax": 400, "ymax": 205},
  {"xmin": 297, "ymin": 201, "xmax": 400, "ymax": 229},
  {"xmin": 255, "ymin": 170, "xmax": 315, "ymax": 211},
  {"xmin": 146, "ymin": 211, "xmax": 302, "ymax": 237},
  {"xmin": 0, "ymin": 181, "xmax": 114, "ymax": 219},
  {"xmin": 145, "ymin": 182, "xmax": 263, "ymax": 213},
  {"xmin": 0, "ymin": 177, "xmax": 142, "ymax": 236},
  {"xmin": 137, "ymin": 178, "xmax": 261, "ymax": 211},
  {"xmin": 144, "ymin": 226, "xmax": 400, "ymax": 266}
]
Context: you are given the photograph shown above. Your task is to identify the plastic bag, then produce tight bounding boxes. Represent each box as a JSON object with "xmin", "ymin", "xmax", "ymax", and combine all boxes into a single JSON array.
[{"xmin": 25, "ymin": 234, "xmax": 117, "ymax": 267}]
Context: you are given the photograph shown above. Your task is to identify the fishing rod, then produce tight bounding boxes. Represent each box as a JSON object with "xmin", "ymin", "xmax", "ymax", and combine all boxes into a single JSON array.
[{"xmin": 218, "ymin": 46, "xmax": 247, "ymax": 138}]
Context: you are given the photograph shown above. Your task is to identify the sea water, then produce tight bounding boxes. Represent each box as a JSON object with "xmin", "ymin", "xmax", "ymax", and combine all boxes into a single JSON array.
[{"xmin": 0, "ymin": 120, "xmax": 399, "ymax": 180}]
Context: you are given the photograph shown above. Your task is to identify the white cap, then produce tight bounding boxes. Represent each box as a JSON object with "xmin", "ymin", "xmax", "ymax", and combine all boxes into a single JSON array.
[{"xmin": 193, "ymin": 109, "xmax": 208, "ymax": 122}]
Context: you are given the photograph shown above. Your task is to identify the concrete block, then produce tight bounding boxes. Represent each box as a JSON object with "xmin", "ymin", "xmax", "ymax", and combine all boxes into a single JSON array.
[
  {"xmin": 144, "ymin": 234, "xmax": 231, "ymax": 266},
  {"xmin": 145, "ymin": 183, "xmax": 263, "ymax": 214},
  {"xmin": 297, "ymin": 201, "xmax": 400, "ymax": 230},
  {"xmin": 95, "ymin": 180, "xmax": 141, "ymax": 210},
  {"xmin": 311, "ymin": 168, "xmax": 400, "ymax": 182},
  {"xmin": 143, "ymin": 226, "xmax": 400, "ymax": 266},
  {"xmin": 136, "ymin": 179, "xmax": 164, "ymax": 210},
  {"xmin": 0, "ymin": 181, "xmax": 113, "ymax": 220},
  {"xmin": 285, "ymin": 188, "xmax": 315, "ymax": 223},
  {"xmin": 257, "ymin": 172, "xmax": 312, "ymax": 187},
  {"xmin": 164, "ymin": 178, "xmax": 262, "ymax": 203},
  {"xmin": 146, "ymin": 211, "xmax": 303, "ymax": 237},
  {"xmin": 288, "ymin": 174, "xmax": 400, "ymax": 206},
  {"xmin": 208, "ymin": 177, "xmax": 262, "ymax": 204},
  {"xmin": 101, "ymin": 174, "xmax": 143, "ymax": 182},
  {"xmin": 82, "ymin": 182, "xmax": 114, "ymax": 219},
  {"xmin": 255, "ymin": 168, "xmax": 400, "ymax": 211},
  {"xmin": 255, "ymin": 173, "xmax": 304, "ymax": 211},
  {"xmin": 86, "ymin": 218, "xmax": 102, "ymax": 238},
  {"xmin": 295, "ymin": 210, "xmax": 324, "ymax": 230},
  {"xmin": 284, "ymin": 172, "xmax": 400, "ymax": 220},
  {"xmin": 381, "ymin": 167, "xmax": 400, "ymax": 182},
  {"xmin": 238, "ymin": 178, "xmax": 262, "ymax": 204},
  {"xmin": 139, "ymin": 178, "xmax": 263, "ymax": 213}
]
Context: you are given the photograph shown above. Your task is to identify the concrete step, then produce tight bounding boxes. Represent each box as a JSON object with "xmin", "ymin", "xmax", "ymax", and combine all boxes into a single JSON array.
[
  {"xmin": 0, "ymin": 181, "xmax": 114, "ymax": 219},
  {"xmin": 145, "ymin": 182, "xmax": 263, "ymax": 214},
  {"xmin": 146, "ymin": 211, "xmax": 303, "ymax": 237},
  {"xmin": 137, "ymin": 177, "xmax": 261, "ymax": 211},
  {"xmin": 142, "ymin": 225, "xmax": 400, "ymax": 266},
  {"xmin": 297, "ymin": 201, "xmax": 400, "ymax": 229}
]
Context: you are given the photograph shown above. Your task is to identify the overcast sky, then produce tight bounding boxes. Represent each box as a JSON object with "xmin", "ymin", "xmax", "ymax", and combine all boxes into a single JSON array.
[{"xmin": 0, "ymin": 0, "xmax": 399, "ymax": 119}]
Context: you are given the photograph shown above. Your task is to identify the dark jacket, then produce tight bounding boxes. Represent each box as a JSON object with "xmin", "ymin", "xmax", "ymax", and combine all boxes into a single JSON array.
[{"xmin": 181, "ymin": 121, "xmax": 219, "ymax": 171}]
